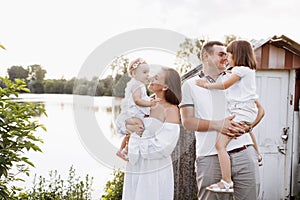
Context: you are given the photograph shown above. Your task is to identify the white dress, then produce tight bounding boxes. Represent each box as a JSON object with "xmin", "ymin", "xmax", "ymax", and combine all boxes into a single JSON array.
[
  {"xmin": 226, "ymin": 66, "xmax": 259, "ymax": 123},
  {"xmin": 115, "ymin": 78, "xmax": 150, "ymax": 135},
  {"xmin": 122, "ymin": 117, "xmax": 180, "ymax": 200}
]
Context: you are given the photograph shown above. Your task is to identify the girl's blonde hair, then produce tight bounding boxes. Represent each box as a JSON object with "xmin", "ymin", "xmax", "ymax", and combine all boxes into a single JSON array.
[
  {"xmin": 128, "ymin": 58, "xmax": 147, "ymax": 76},
  {"xmin": 226, "ymin": 40, "xmax": 257, "ymax": 69}
]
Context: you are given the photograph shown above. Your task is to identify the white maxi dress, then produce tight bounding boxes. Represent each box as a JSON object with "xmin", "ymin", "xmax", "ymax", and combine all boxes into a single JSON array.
[{"xmin": 122, "ymin": 117, "xmax": 180, "ymax": 200}]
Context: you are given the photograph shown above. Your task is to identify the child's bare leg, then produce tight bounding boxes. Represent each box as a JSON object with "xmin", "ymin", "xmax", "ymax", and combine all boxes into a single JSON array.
[
  {"xmin": 249, "ymin": 132, "xmax": 263, "ymax": 166},
  {"xmin": 116, "ymin": 117, "xmax": 144, "ymax": 161},
  {"xmin": 215, "ymin": 133, "xmax": 232, "ymax": 183},
  {"xmin": 116, "ymin": 135, "xmax": 129, "ymax": 161},
  {"xmin": 121, "ymin": 135, "xmax": 130, "ymax": 154},
  {"xmin": 119, "ymin": 135, "xmax": 128, "ymax": 151}
]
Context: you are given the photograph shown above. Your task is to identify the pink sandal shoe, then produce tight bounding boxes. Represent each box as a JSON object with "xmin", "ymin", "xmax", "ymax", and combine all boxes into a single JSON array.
[{"xmin": 206, "ymin": 179, "xmax": 234, "ymax": 193}]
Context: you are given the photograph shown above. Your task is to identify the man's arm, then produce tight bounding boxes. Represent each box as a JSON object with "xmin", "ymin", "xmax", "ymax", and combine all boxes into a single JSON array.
[{"xmin": 180, "ymin": 106, "xmax": 244, "ymax": 137}]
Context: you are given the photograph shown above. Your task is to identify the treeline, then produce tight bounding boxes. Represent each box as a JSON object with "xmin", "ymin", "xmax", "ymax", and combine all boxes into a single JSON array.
[{"xmin": 7, "ymin": 64, "xmax": 130, "ymax": 97}]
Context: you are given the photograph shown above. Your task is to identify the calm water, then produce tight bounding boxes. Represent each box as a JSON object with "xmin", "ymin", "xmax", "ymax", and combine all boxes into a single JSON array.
[{"xmin": 16, "ymin": 94, "xmax": 125, "ymax": 199}]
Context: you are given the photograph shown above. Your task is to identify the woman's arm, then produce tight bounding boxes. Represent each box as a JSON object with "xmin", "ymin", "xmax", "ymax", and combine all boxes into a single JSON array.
[{"xmin": 196, "ymin": 74, "xmax": 240, "ymax": 90}]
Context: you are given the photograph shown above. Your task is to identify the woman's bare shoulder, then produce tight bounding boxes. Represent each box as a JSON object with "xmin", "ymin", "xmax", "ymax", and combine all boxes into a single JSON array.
[{"xmin": 165, "ymin": 104, "xmax": 180, "ymax": 124}]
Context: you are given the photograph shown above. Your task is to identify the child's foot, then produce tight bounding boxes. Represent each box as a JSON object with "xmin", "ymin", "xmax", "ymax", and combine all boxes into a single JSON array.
[
  {"xmin": 206, "ymin": 179, "xmax": 234, "ymax": 193},
  {"xmin": 116, "ymin": 150, "xmax": 129, "ymax": 161},
  {"xmin": 258, "ymin": 154, "xmax": 263, "ymax": 166},
  {"xmin": 122, "ymin": 148, "xmax": 128, "ymax": 155}
]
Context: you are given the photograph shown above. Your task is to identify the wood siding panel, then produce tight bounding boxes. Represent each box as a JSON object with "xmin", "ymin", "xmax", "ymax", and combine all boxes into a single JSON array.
[
  {"xmin": 255, "ymin": 47, "xmax": 262, "ymax": 69},
  {"xmin": 269, "ymin": 45, "xmax": 285, "ymax": 69},
  {"xmin": 285, "ymin": 51, "xmax": 293, "ymax": 69},
  {"xmin": 261, "ymin": 44, "xmax": 270, "ymax": 69},
  {"xmin": 293, "ymin": 55, "xmax": 300, "ymax": 69}
]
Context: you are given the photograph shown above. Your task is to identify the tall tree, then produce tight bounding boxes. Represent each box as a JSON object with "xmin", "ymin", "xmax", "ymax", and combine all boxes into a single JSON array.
[
  {"xmin": 27, "ymin": 64, "xmax": 47, "ymax": 81},
  {"xmin": 175, "ymin": 37, "xmax": 206, "ymax": 74},
  {"xmin": 110, "ymin": 55, "xmax": 129, "ymax": 79},
  {"xmin": 224, "ymin": 34, "xmax": 239, "ymax": 46},
  {"xmin": 7, "ymin": 66, "xmax": 29, "ymax": 81}
]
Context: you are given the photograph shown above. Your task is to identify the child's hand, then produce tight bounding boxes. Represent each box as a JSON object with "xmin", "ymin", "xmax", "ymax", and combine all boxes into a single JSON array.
[
  {"xmin": 195, "ymin": 79, "xmax": 208, "ymax": 88},
  {"xmin": 150, "ymin": 98, "xmax": 160, "ymax": 107}
]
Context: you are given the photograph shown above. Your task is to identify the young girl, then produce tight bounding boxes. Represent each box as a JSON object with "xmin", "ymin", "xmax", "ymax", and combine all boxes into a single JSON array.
[
  {"xmin": 196, "ymin": 40, "xmax": 263, "ymax": 193},
  {"xmin": 115, "ymin": 58, "xmax": 158, "ymax": 161}
]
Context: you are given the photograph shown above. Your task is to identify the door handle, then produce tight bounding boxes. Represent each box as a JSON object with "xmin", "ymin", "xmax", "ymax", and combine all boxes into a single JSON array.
[{"xmin": 281, "ymin": 127, "xmax": 289, "ymax": 142}]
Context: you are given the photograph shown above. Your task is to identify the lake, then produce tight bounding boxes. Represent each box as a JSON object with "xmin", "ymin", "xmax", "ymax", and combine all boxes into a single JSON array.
[{"xmin": 16, "ymin": 94, "xmax": 126, "ymax": 199}]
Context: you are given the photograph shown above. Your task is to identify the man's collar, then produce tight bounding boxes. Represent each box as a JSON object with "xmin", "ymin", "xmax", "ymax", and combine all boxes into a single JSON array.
[{"xmin": 199, "ymin": 71, "xmax": 226, "ymax": 83}]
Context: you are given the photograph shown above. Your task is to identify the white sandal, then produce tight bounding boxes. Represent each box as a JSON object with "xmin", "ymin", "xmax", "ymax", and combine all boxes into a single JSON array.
[
  {"xmin": 258, "ymin": 154, "xmax": 263, "ymax": 166},
  {"xmin": 206, "ymin": 179, "xmax": 234, "ymax": 193}
]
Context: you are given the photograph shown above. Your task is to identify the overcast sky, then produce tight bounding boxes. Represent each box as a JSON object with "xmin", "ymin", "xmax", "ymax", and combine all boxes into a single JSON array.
[{"xmin": 1, "ymin": 0, "xmax": 299, "ymax": 79}]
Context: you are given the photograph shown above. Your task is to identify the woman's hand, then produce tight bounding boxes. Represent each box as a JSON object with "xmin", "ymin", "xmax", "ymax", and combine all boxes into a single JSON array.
[{"xmin": 126, "ymin": 124, "xmax": 144, "ymax": 136}]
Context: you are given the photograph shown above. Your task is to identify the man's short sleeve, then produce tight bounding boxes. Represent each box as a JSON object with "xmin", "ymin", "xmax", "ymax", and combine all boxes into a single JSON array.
[{"xmin": 179, "ymin": 80, "xmax": 194, "ymax": 108}]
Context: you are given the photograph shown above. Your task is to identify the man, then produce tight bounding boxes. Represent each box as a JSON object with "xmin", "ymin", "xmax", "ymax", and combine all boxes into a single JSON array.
[{"xmin": 180, "ymin": 41, "xmax": 263, "ymax": 200}]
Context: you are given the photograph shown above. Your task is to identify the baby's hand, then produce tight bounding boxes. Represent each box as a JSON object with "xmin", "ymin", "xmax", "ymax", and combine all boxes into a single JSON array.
[
  {"xmin": 195, "ymin": 79, "xmax": 208, "ymax": 88},
  {"xmin": 150, "ymin": 98, "xmax": 160, "ymax": 107}
]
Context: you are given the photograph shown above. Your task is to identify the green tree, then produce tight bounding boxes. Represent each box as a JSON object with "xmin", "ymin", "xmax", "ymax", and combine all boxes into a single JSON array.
[
  {"xmin": 43, "ymin": 79, "xmax": 65, "ymax": 94},
  {"xmin": 175, "ymin": 37, "xmax": 206, "ymax": 74},
  {"xmin": 7, "ymin": 66, "xmax": 29, "ymax": 81},
  {"xmin": 73, "ymin": 78, "xmax": 89, "ymax": 95},
  {"xmin": 0, "ymin": 77, "xmax": 46, "ymax": 199},
  {"xmin": 110, "ymin": 56, "xmax": 129, "ymax": 79},
  {"xmin": 27, "ymin": 64, "xmax": 46, "ymax": 81},
  {"xmin": 64, "ymin": 78, "xmax": 75, "ymax": 94},
  {"xmin": 28, "ymin": 81, "xmax": 44, "ymax": 93},
  {"xmin": 224, "ymin": 34, "xmax": 239, "ymax": 46},
  {"xmin": 112, "ymin": 74, "xmax": 130, "ymax": 97}
]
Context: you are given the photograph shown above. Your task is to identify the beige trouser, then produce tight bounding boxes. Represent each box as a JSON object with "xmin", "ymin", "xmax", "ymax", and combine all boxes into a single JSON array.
[{"xmin": 195, "ymin": 146, "xmax": 260, "ymax": 200}]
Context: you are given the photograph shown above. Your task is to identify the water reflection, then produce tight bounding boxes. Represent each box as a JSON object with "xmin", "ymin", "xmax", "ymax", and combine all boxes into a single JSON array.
[{"xmin": 17, "ymin": 94, "xmax": 123, "ymax": 200}]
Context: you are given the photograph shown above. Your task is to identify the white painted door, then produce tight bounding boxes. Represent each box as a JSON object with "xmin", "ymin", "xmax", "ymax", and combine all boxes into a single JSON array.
[{"xmin": 255, "ymin": 70, "xmax": 293, "ymax": 200}]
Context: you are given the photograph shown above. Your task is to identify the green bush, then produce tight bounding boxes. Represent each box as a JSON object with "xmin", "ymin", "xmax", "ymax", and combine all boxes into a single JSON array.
[
  {"xmin": 0, "ymin": 77, "xmax": 46, "ymax": 199},
  {"xmin": 16, "ymin": 166, "xmax": 93, "ymax": 200},
  {"xmin": 101, "ymin": 169, "xmax": 124, "ymax": 200}
]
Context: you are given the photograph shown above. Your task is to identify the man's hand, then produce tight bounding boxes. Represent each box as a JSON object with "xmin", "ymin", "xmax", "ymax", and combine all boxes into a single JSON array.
[{"xmin": 215, "ymin": 115, "xmax": 249, "ymax": 138}]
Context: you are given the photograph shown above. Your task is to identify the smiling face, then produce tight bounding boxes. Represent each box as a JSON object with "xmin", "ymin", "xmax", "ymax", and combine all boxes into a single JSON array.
[
  {"xmin": 206, "ymin": 44, "xmax": 227, "ymax": 71},
  {"xmin": 148, "ymin": 69, "xmax": 166, "ymax": 93},
  {"xmin": 132, "ymin": 64, "xmax": 150, "ymax": 83}
]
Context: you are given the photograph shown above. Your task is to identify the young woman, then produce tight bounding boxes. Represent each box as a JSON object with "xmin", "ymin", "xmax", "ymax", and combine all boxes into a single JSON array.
[{"xmin": 122, "ymin": 67, "xmax": 182, "ymax": 200}]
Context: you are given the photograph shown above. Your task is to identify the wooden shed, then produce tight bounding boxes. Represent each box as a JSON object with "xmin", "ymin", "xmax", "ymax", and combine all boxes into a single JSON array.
[
  {"xmin": 173, "ymin": 35, "xmax": 300, "ymax": 200},
  {"xmin": 251, "ymin": 35, "xmax": 300, "ymax": 199}
]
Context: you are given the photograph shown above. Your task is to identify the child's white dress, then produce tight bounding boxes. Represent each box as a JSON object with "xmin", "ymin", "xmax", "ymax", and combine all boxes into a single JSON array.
[
  {"xmin": 226, "ymin": 66, "xmax": 258, "ymax": 123},
  {"xmin": 115, "ymin": 78, "xmax": 150, "ymax": 135}
]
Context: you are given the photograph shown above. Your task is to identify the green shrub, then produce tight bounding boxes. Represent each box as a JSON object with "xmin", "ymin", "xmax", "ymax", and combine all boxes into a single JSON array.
[
  {"xmin": 0, "ymin": 77, "xmax": 46, "ymax": 199},
  {"xmin": 16, "ymin": 166, "xmax": 93, "ymax": 200},
  {"xmin": 101, "ymin": 169, "xmax": 124, "ymax": 200}
]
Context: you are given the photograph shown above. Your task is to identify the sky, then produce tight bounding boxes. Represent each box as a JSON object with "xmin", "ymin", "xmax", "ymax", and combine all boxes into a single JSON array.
[{"xmin": 1, "ymin": 0, "xmax": 299, "ymax": 79}]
